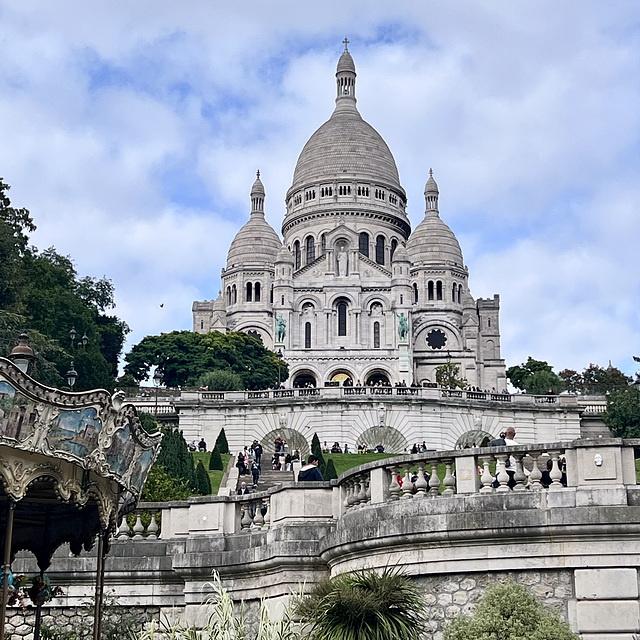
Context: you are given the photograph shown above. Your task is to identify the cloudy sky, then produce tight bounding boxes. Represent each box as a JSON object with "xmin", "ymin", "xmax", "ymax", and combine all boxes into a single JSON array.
[{"xmin": 0, "ymin": 1, "xmax": 638, "ymax": 377}]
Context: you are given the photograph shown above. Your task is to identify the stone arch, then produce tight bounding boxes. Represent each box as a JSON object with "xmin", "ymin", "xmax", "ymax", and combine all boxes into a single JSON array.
[
  {"xmin": 260, "ymin": 427, "xmax": 310, "ymax": 460},
  {"xmin": 292, "ymin": 370, "xmax": 317, "ymax": 388},
  {"xmin": 454, "ymin": 429, "xmax": 493, "ymax": 449},
  {"xmin": 363, "ymin": 367, "xmax": 392, "ymax": 386},
  {"xmin": 357, "ymin": 425, "xmax": 408, "ymax": 454},
  {"xmin": 327, "ymin": 368, "xmax": 355, "ymax": 386},
  {"xmin": 294, "ymin": 294, "xmax": 322, "ymax": 312}
]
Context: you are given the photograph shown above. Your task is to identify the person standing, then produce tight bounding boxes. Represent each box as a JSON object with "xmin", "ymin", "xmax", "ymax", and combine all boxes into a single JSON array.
[
  {"xmin": 251, "ymin": 460, "xmax": 261, "ymax": 487},
  {"xmin": 297, "ymin": 455, "xmax": 324, "ymax": 481}
]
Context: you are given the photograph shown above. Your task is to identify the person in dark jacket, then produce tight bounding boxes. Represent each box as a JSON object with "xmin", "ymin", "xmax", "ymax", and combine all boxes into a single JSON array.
[{"xmin": 297, "ymin": 455, "xmax": 324, "ymax": 481}]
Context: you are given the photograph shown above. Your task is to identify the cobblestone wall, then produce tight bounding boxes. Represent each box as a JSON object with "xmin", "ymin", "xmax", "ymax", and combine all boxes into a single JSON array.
[
  {"xmin": 5, "ymin": 604, "xmax": 160, "ymax": 640},
  {"xmin": 413, "ymin": 570, "xmax": 574, "ymax": 640}
]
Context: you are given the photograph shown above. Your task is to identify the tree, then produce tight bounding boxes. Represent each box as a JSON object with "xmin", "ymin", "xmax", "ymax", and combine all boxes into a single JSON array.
[
  {"xmin": 506, "ymin": 357, "xmax": 562, "ymax": 394},
  {"xmin": 156, "ymin": 427, "xmax": 195, "ymax": 488},
  {"xmin": 604, "ymin": 387, "xmax": 640, "ymax": 438},
  {"xmin": 581, "ymin": 363, "xmax": 632, "ymax": 395},
  {"xmin": 444, "ymin": 581, "xmax": 578, "ymax": 640},
  {"xmin": 293, "ymin": 568, "xmax": 426, "ymax": 640},
  {"xmin": 195, "ymin": 460, "xmax": 212, "ymax": 495},
  {"xmin": 209, "ymin": 446, "xmax": 224, "ymax": 471},
  {"xmin": 124, "ymin": 330, "xmax": 289, "ymax": 389},
  {"xmin": 141, "ymin": 464, "xmax": 192, "ymax": 502},
  {"xmin": 435, "ymin": 363, "xmax": 467, "ymax": 389},
  {"xmin": 311, "ymin": 433, "xmax": 325, "ymax": 468},
  {"xmin": 324, "ymin": 458, "xmax": 338, "ymax": 481},
  {"xmin": 214, "ymin": 427, "xmax": 230, "ymax": 454},
  {"xmin": 198, "ymin": 369, "xmax": 243, "ymax": 391},
  {"xmin": 558, "ymin": 369, "xmax": 582, "ymax": 394}
]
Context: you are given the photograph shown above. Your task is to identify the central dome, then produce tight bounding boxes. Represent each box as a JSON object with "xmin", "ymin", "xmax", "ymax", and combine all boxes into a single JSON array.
[{"xmin": 290, "ymin": 44, "xmax": 402, "ymax": 194}]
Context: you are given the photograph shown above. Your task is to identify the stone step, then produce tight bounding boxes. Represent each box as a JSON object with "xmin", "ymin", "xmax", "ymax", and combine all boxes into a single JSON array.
[{"xmin": 237, "ymin": 468, "xmax": 294, "ymax": 492}]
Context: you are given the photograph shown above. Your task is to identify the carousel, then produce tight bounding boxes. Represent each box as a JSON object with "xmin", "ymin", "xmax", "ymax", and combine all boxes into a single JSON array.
[{"xmin": 0, "ymin": 335, "xmax": 162, "ymax": 640}]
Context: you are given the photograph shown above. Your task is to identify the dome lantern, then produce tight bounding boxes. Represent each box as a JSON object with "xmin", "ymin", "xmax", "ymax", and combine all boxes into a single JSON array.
[
  {"xmin": 335, "ymin": 37, "xmax": 357, "ymax": 107},
  {"xmin": 424, "ymin": 168, "xmax": 439, "ymax": 213}
]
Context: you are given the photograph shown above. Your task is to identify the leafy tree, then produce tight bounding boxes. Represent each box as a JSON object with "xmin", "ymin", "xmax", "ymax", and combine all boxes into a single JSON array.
[
  {"xmin": 294, "ymin": 568, "xmax": 426, "ymax": 640},
  {"xmin": 141, "ymin": 464, "xmax": 192, "ymax": 502},
  {"xmin": 214, "ymin": 427, "xmax": 230, "ymax": 454},
  {"xmin": 198, "ymin": 369, "xmax": 243, "ymax": 391},
  {"xmin": 507, "ymin": 357, "xmax": 562, "ymax": 394},
  {"xmin": 311, "ymin": 433, "xmax": 325, "ymax": 468},
  {"xmin": 137, "ymin": 412, "xmax": 160, "ymax": 434},
  {"xmin": 444, "ymin": 581, "xmax": 578, "ymax": 640},
  {"xmin": 195, "ymin": 460, "xmax": 212, "ymax": 495},
  {"xmin": 435, "ymin": 363, "xmax": 467, "ymax": 389},
  {"xmin": 124, "ymin": 330, "xmax": 288, "ymax": 389},
  {"xmin": 604, "ymin": 386, "xmax": 640, "ymax": 438},
  {"xmin": 558, "ymin": 368, "xmax": 582, "ymax": 394},
  {"xmin": 581, "ymin": 363, "xmax": 632, "ymax": 395},
  {"xmin": 324, "ymin": 458, "xmax": 338, "ymax": 481},
  {"xmin": 209, "ymin": 446, "xmax": 224, "ymax": 471}
]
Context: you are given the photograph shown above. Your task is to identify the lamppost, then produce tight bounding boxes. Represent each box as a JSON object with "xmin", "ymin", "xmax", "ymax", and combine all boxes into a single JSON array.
[
  {"xmin": 65, "ymin": 362, "xmax": 78, "ymax": 390},
  {"xmin": 69, "ymin": 327, "xmax": 88, "ymax": 350},
  {"xmin": 8, "ymin": 333, "xmax": 35, "ymax": 373},
  {"xmin": 153, "ymin": 368, "xmax": 164, "ymax": 416},
  {"xmin": 445, "ymin": 350, "xmax": 453, "ymax": 389},
  {"xmin": 277, "ymin": 349, "xmax": 283, "ymax": 388}
]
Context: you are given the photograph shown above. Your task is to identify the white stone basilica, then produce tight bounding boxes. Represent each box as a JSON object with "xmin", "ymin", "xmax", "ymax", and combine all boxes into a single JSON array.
[{"xmin": 193, "ymin": 43, "xmax": 507, "ymax": 392}]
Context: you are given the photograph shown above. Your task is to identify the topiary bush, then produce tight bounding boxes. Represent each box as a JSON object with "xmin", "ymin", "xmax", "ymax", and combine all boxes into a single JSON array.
[
  {"xmin": 195, "ymin": 460, "xmax": 212, "ymax": 495},
  {"xmin": 444, "ymin": 581, "xmax": 579, "ymax": 640},
  {"xmin": 208, "ymin": 446, "xmax": 224, "ymax": 471},
  {"xmin": 214, "ymin": 427, "xmax": 230, "ymax": 454},
  {"xmin": 324, "ymin": 458, "xmax": 338, "ymax": 481}
]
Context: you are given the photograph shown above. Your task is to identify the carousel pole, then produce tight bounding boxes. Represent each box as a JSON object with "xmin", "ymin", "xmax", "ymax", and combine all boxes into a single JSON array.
[
  {"xmin": 92, "ymin": 529, "xmax": 107, "ymax": 640},
  {"xmin": 0, "ymin": 499, "xmax": 16, "ymax": 640},
  {"xmin": 33, "ymin": 572, "xmax": 43, "ymax": 640}
]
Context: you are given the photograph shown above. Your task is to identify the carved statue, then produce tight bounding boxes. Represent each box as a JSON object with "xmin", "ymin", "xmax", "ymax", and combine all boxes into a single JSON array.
[
  {"xmin": 397, "ymin": 312, "xmax": 409, "ymax": 342},
  {"xmin": 275, "ymin": 314, "xmax": 286, "ymax": 342},
  {"xmin": 336, "ymin": 246, "xmax": 348, "ymax": 276}
]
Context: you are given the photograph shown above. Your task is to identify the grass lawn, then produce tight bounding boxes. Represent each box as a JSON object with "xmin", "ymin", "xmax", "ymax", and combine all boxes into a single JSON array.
[
  {"xmin": 192, "ymin": 452, "xmax": 232, "ymax": 495},
  {"xmin": 323, "ymin": 452, "xmax": 399, "ymax": 476}
]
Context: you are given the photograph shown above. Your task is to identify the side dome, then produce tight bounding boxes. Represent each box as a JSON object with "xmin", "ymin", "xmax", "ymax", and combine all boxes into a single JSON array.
[
  {"xmin": 407, "ymin": 211, "xmax": 464, "ymax": 267},
  {"xmin": 226, "ymin": 172, "xmax": 281, "ymax": 269}
]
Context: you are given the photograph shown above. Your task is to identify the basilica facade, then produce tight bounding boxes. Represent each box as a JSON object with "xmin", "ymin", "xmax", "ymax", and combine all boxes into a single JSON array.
[{"xmin": 193, "ymin": 44, "xmax": 507, "ymax": 392}]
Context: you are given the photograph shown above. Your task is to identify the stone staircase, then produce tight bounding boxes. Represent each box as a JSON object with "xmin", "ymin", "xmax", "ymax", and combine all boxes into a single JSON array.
[{"xmin": 237, "ymin": 467, "xmax": 294, "ymax": 493}]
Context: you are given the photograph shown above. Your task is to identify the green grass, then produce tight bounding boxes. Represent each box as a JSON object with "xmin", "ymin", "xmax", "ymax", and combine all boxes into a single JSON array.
[
  {"xmin": 323, "ymin": 452, "xmax": 399, "ymax": 476},
  {"xmin": 191, "ymin": 452, "xmax": 232, "ymax": 495}
]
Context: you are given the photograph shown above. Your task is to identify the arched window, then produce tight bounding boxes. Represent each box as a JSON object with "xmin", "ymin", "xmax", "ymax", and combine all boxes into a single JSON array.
[
  {"xmin": 226, "ymin": 286, "xmax": 231, "ymax": 305},
  {"xmin": 390, "ymin": 238, "xmax": 398, "ymax": 261},
  {"xmin": 281, "ymin": 295, "xmax": 284, "ymax": 305},
  {"xmin": 246, "ymin": 282, "xmax": 252, "ymax": 302},
  {"xmin": 428, "ymin": 281, "xmax": 434, "ymax": 301},
  {"xmin": 337, "ymin": 301, "xmax": 347, "ymax": 336},
  {"xmin": 400, "ymin": 294, "xmax": 404, "ymax": 304},
  {"xmin": 452, "ymin": 283, "xmax": 457, "ymax": 302},
  {"xmin": 270, "ymin": 284, "xmax": 273, "ymax": 304},
  {"xmin": 254, "ymin": 282, "xmax": 261, "ymax": 302},
  {"xmin": 294, "ymin": 240, "xmax": 301, "ymax": 270},
  {"xmin": 321, "ymin": 233, "xmax": 326, "ymax": 255},
  {"xmin": 436, "ymin": 281, "xmax": 443, "ymax": 300},
  {"xmin": 413, "ymin": 283, "xmax": 419, "ymax": 303},
  {"xmin": 232, "ymin": 285, "xmax": 237, "ymax": 304},
  {"xmin": 359, "ymin": 232, "xmax": 369, "ymax": 258},
  {"xmin": 373, "ymin": 321, "xmax": 380, "ymax": 348},
  {"xmin": 458, "ymin": 287, "xmax": 462, "ymax": 303},
  {"xmin": 375, "ymin": 235, "xmax": 385, "ymax": 265},
  {"xmin": 305, "ymin": 322, "xmax": 311, "ymax": 349},
  {"xmin": 200, "ymin": 319, "xmax": 204, "ymax": 330},
  {"xmin": 306, "ymin": 236, "xmax": 315, "ymax": 264}
]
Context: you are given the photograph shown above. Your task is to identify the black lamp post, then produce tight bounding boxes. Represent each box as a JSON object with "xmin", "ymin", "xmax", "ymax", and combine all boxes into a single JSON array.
[
  {"xmin": 277, "ymin": 349, "xmax": 283, "ymax": 387},
  {"xmin": 66, "ymin": 362, "xmax": 78, "ymax": 390},
  {"xmin": 8, "ymin": 333, "xmax": 35, "ymax": 373},
  {"xmin": 153, "ymin": 368, "xmax": 164, "ymax": 416}
]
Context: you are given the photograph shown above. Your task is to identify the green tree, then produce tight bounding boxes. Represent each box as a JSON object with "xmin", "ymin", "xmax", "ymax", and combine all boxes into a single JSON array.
[
  {"xmin": 124, "ymin": 330, "xmax": 288, "ymax": 389},
  {"xmin": 435, "ymin": 363, "xmax": 467, "ymax": 389},
  {"xmin": 581, "ymin": 363, "xmax": 632, "ymax": 395},
  {"xmin": 195, "ymin": 460, "xmax": 212, "ymax": 495},
  {"xmin": 604, "ymin": 386, "xmax": 640, "ymax": 438},
  {"xmin": 324, "ymin": 458, "xmax": 338, "ymax": 481},
  {"xmin": 214, "ymin": 427, "xmax": 230, "ymax": 454},
  {"xmin": 507, "ymin": 357, "xmax": 562, "ymax": 394},
  {"xmin": 209, "ymin": 446, "xmax": 224, "ymax": 471},
  {"xmin": 444, "ymin": 581, "xmax": 578, "ymax": 640},
  {"xmin": 198, "ymin": 369, "xmax": 243, "ymax": 391},
  {"xmin": 558, "ymin": 368, "xmax": 582, "ymax": 394},
  {"xmin": 311, "ymin": 433, "xmax": 325, "ymax": 468},
  {"xmin": 294, "ymin": 568, "xmax": 426, "ymax": 640},
  {"xmin": 156, "ymin": 427, "xmax": 195, "ymax": 488},
  {"xmin": 141, "ymin": 464, "xmax": 192, "ymax": 502}
]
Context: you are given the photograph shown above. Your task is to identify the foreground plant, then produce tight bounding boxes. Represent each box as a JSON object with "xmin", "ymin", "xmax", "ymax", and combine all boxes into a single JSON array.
[
  {"xmin": 444, "ymin": 581, "xmax": 579, "ymax": 640},
  {"xmin": 293, "ymin": 567, "xmax": 425, "ymax": 640}
]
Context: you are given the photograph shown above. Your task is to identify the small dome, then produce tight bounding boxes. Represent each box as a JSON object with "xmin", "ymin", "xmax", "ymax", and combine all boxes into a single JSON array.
[
  {"xmin": 213, "ymin": 291, "xmax": 226, "ymax": 310},
  {"xmin": 392, "ymin": 243, "xmax": 410, "ymax": 262},
  {"xmin": 337, "ymin": 49, "xmax": 355, "ymax": 74},
  {"xmin": 276, "ymin": 243, "xmax": 294, "ymax": 264},
  {"xmin": 407, "ymin": 211, "xmax": 464, "ymax": 267},
  {"xmin": 424, "ymin": 168, "xmax": 438, "ymax": 195},
  {"xmin": 227, "ymin": 174, "xmax": 281, "ymax": 269}
]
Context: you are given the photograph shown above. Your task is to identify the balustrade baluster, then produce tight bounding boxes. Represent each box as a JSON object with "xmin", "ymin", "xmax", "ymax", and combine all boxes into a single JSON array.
[
  {"xmin": 132, "ymin": 514, "xmax": 145, "ymax": 540},
  {"xmin": 262, "ymin": 498, "xmax": 270, "ymax": 528},
  {"xmin": 429, "ymin": 462, "xmax": 440, "ymax": 497},
  {"xmin": 479, "ymin": 456, "xmax": 494, "ymax": 493},
  {"xmin": 402, "ymin": 465, "xmax": 414, "ymax": 499},
  {"xmin": 388, "ymin": 467, "xmax": 401, "ymax": 501},
  {"xmin": 529, "ymin": 453, "xmax": 543, "ymax": 489},
  {"xmin": 442, "ymin": 459, "xmax": 455, "ymax": 496},
  {"xmin": 415, "ymin": 465, "xmax": 429, "ymax": 495},
  {"xmin": 117, "ymin": 516, "xmax": 130, "ymax": 540},
  {"xmin": 549, "ymin": 451, "xmax": 564, "ymax": 490},
  {"xmin": 253, "ymin": 501, "xmax": 264, "ymax": 527},
  {"xmin": 147, "ymin": 512, "xmax": 159, "ymax": 539},
  {"xmin": 357, "ymin": 475, "xmax": 367, "ymax": 505},
  {"xmin": 343, "ymin": 480, "xmax": 353, "ymax": 509},
  {"xmin": 365, "ymin": 472, "xmax": 371, "ymax": 504},
  {"xmin": 240, "ymin": 505, "xmax": 252, "ymax": 530},
  {"xmin": 513, "ymin": 455, "xmax": 527, "ymax": 491},
  {"xmin": 495, "ymin": 454, "xmax": 510, "ymax": 492}
]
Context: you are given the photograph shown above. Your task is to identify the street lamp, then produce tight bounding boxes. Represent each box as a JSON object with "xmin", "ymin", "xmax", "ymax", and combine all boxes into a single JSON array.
[
  {"xmin": 153, "ymin": 368, "xmax": 164, "ymax": 416},
  {"xmin": 66, "ymin": 362, "xmax": 78, "ymax": 389},
  {"xmin": 277, "ymin": 349, "xmax": 283, "ymax": 388},
  {"xmin": 8, "ymin": 333, "xmax": 35, "ymax": 373}
]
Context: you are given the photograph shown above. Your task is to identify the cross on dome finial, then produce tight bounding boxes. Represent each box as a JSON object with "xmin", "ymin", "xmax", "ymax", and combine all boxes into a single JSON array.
[
  {"xmin": 256, "ymin": 169, "xmax": 260, "ymax": 179},
  {"xmin": 343, "ymin": 37, "xmax": 349, "ymax": 51},
  {"xmin": 429, "ymin": 168, "xmax": 433, "ymax": 177}
]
